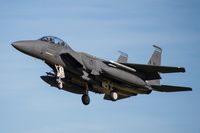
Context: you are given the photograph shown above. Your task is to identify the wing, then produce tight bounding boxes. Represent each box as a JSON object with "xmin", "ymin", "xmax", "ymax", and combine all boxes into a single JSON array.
[
  {"xmin": 122, "ymin": 63, "xmax": 185, "ymax": 80},
  {"xmin": 103, "ymin": 61, "xmax": 186, "ymax": 80},
  {"xmin": 121, "ymin": 63, "xmax": 185, "ymax": 73},
  {"xmin": 151, "ymin": 85, "xmax": 192, "ymax": 92}
]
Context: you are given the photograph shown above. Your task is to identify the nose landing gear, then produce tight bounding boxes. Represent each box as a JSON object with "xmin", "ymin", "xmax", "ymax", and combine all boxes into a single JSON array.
[{"xmin": 55, "ymin": 65, "xmax": 65, "ymax": 89}]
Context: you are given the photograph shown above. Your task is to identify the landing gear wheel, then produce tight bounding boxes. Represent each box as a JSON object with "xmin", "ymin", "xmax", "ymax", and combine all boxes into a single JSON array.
[
  {"xmin": 58, "ymin": 80, "xmax": 63, "ymax": 89},
  {"xmin": 82, "ymin": 94, "xmax": 90, "ymax": 105},
  {"xmin": 110, "ymin": 91, "xmax": 118, "ymax": 101}
]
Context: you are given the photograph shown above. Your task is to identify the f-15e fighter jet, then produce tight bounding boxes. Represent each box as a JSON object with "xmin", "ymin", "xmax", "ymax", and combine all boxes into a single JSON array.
[{"xmin": 12, "ymin": 36, "xmax": 192, "ymax": 105}]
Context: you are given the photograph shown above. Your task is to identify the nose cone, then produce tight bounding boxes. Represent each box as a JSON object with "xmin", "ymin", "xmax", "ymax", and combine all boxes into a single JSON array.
[
  {"xmin": 12, "ymin": 41, "xmax": 35, "ymax": 56},
  {"xmin": 12, "ymin": 41, "xmax": 29, "ymax": 52},
  {"xmin": 12, "ymin": 41, "xmax": 23, "ymax": 51}
]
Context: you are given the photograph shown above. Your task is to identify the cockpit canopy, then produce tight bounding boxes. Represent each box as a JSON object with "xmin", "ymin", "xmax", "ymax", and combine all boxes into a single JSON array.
[{"xmin": 39, "ymin": 36, "xmax": 71, "ymax": 49}]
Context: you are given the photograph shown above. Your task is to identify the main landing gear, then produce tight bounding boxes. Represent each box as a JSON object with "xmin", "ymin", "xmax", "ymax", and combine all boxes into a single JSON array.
[
  {"xmin": 110, "ymin": 91, "xmax": 118, "ymax": 101},
  {"xmin": 55, "ymin": 65, "xmax": 65, "ymax": 89},
  {"xmin": 102, "ymin": 81, "xmax": 118, "ymax": 101},
  {"xmin": 82, "ymin": 94, "xmax": 90, "ymax": 105},
  {"xmin": 55, "ymin": 65, "xmax": 90, "ymax": 105},
  {"xmin": 81, "ymin": 83, "xmax": 90, "ymax": 105}
]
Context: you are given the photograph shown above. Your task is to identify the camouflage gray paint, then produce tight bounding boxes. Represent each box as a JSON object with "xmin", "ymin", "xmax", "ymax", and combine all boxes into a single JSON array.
[{"xmin": 12, "ymin": 36, "xmax": 192, "ymax": 105}]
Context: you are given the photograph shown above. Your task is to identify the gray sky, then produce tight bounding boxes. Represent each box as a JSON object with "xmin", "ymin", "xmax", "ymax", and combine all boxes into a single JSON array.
[{"xmin": 0, "ymin": 0, "xmax": 199, "ymax": 133}]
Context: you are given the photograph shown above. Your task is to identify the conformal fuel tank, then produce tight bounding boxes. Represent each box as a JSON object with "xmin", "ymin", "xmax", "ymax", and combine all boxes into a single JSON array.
[{"xmin": 102, "ymin": 67, "xmax": 146, "ymax": 86}]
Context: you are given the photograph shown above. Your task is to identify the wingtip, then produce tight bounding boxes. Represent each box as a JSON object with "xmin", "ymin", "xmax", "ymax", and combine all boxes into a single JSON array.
[
  {"xmin": 179, "ymin": 67, "xmax": 186, "ymax": 72},
  {"xmin": 184, "ymin": 87, "xmax": 192, "ymax": 91}
]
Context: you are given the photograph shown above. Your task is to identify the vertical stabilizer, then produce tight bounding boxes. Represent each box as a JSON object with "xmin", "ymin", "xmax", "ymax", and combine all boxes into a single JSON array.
[
  {"xmin": 117, "ymin": 51, "xmax": 128, "ymax": 63},
  {"xmin": 148, "ymin": 45, "xmax": 162, "ymax": 66},
  {"xmin": 148, "ymin": 45, "xmax": 162, "ymax": 85}
]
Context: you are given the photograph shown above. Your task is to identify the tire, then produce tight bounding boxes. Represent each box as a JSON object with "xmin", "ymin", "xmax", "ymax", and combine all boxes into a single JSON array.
[
  {"xmin": 82, "ymin": 94, "xmax": 90, "ymax": 105},
  {"xmin": 58, "ymin": 81, "xmax": 63, "ymax": 89},
  {"xmin": 110, "ymin": 91, "xmax": 118, "ymax": 101}
]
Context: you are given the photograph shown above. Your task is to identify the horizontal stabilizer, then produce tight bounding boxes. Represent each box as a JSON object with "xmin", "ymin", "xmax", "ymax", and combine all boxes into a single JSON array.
[{"xmin": 151, "ymin": 85, "xmax": 192, "ymax": 92}]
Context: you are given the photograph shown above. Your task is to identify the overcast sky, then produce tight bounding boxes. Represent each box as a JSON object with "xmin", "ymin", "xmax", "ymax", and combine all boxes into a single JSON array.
[{"xmin": 0, "ymin": 0, "xmax": 200, "ymax": 133}]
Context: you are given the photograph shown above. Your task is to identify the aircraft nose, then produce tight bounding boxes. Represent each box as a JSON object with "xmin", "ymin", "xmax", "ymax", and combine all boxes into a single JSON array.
[
  {"xmin": 12, "ymin": 41, "xmax": 34, "ymax": 55},
  {"xmin": 12, "ymin": 41, "xmax": 23, "ymax": 50}
]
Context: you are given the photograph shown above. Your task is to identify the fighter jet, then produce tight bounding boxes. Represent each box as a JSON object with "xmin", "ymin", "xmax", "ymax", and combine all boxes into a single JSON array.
[{"xmin": 12, "ymin": 36, "xmax": 192, "ymax": 105}]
